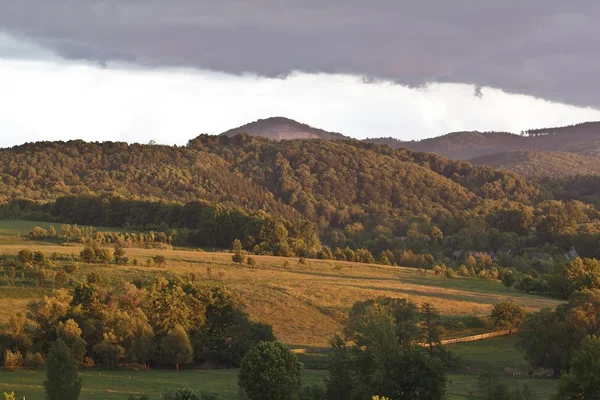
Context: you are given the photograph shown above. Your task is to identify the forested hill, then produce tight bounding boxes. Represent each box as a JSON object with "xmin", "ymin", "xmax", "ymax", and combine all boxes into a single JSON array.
[
  {"xmin": 7, "ymin": 135, "xmax": 600, "ymax": 263},
  {"xmin": 2, "ymin": 135, "xmax": 540, "ymax": 231}
]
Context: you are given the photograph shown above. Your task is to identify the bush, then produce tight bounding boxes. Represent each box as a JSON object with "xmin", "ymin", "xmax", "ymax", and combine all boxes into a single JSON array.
[
  {"xmin": 24, "ymin": 352, "xmax": 45, "ymax": 369},
  {"xmin": 63, "ymin": 263, "xmax": 79, "ymax": 274},
  {"xmin": 17, "ymin": 249, "xmax": 34, "ymax": 264},
  {"xmin": 55, "ymin": 270, "xmax": 68, "ymax": 287},
  {"xmin": 30, "ymin": 226, "xmax": 48, "ymax": 239},
  {"xmin": 247, "ymin": 257, "xmax": 256, "ymax": 267},
  {"xmin": 3, "ymin": 349, "xmax": 23, "ymax": 370},
  {"xmin": 162, "ymin": 385, "xmax": 202, "ymax": 400},
  {"xmin": 299, "ymin": 257, "xmax": 307, "ymax": 265},
  {"xmin": 153, "ymin": 255, "xmax": 167, "ymax": 267},
  {"xmin": 79, "ymin": 246, "xmax": 96, "ymax": 263}
]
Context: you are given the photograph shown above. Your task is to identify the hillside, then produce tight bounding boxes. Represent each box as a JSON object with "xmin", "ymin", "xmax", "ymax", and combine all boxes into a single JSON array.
[
  {"xmin": 1, "ymin": 136, "xmax": 540, "ymax": 230},
  {"xmin": 366, "ymin": 131, "xmax": 523, "ymax": 160},
  {"xmin": 365, "ymin": 121, "xmax": 600, "ymax": 163},
  {"xmin": 219, "ymin": 117, "xmax": 349, "ymax": 141},
  {"xmin": 471, "ymin": 150, "xmax": 600, "ymax": 179}
]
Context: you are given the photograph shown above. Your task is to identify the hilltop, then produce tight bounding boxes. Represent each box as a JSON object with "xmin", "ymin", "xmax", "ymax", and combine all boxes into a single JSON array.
[{"xmin": 219, "ymin": 117, "xmax": 350, "ymax": 141}]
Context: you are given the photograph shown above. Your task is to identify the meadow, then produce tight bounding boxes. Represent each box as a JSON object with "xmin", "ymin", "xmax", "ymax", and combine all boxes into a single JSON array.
[
  {"xmin": 0, "ymin": 220, "xmax": 563, "ymax": 399},
  {"xmin": 0, "ymin": 239, "xmax": 561, "ymax": 346}
]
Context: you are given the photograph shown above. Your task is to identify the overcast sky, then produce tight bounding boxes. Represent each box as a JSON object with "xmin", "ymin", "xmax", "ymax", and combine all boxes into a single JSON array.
[{"xmin": 1, "ymin": 1, "xmax": 600, "ymax": 147}]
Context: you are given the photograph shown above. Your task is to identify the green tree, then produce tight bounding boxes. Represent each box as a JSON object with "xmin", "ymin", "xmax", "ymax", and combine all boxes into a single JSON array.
[
  {"xmin": 113, "ymin": 245, "xmax": 126, "ymax": 264},
  {"xmin": 160, "ymin": 325, "xmax": 193, "ymax": 371},
  {"xmin": 490, "ymin": 301, "xmax": 526, "ymax": 334},
  {"xmin": 44, "ymin": 339, "xmax": 82, "ymax": 400},
  {"xmin": 232, "ymin": 239, "xmax": 244, "ymax": 264},
  {"xmin": 79, "ymin": 246, "xmax": 96, "ymax": 263},
  {"xmin": 501, "ymin": 271, "xmax": 517, "ymax": 289},
  {"xmin": 556, "ymin": 335, "xmax": 600, "ymax": 400},
  {"xmin": 48, "ymin": 225, "xmax": 57, "ymax": 238},
  {"xmin": 6, "ymin": 312, "xmax": 32, "ymax": 353},
  {"xmin": 30, "ymin": 226, "xmax": 47, "ymax": 239},
  {"xmin": 238, "ymin": 341, "xmax": 303, "ymax": 400},
  {"xmin": 421, "ymin": 303, "xmax": 444, "ymax": 353},
  {"xmin": 517, "ymin": 308, "xmax": 568, "ymax": 376},
  {"xmin": 56, "ymin": 319, "xmax": 87, "ymax": 362}
]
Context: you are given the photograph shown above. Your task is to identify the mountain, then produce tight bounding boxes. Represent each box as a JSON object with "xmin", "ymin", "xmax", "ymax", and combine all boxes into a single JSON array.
[
  {"xmin": 219, "ymin": 117, "xmax": 350, "ymax": 141},
  {"xmin": 471, "ymin": 150, "xmax": 600, "ymax": 179}
]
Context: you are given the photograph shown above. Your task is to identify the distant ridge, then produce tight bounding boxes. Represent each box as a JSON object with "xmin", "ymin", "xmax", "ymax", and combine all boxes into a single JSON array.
[
  {"xmin": 218, "ymin": 116, "xmax": 600, "ymax": 179},
  {"xmin": 220, "ymin": 117, "xmax": 350, "ymax": 141}
]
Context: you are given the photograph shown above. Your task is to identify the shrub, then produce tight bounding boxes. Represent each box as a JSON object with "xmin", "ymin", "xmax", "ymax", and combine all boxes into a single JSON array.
[
  {"xmin": 24, "ymin": 352, "xmax": 45, "ymax": 369},
  {"xmin": 96, "ymin": 249, "xmax": 113, "ymax": 264},
  {"xmin": 299, "ymin": 257, "xmax": 307, "ymax": 265},
  {"xmin": 54, "ymin": 270, "xmax": 68, "ymax": 287},
  {"xmin": 63, "ymin": 263, "xmax": 79, "ymax": 274},
  {"xmin": 30, "ymin": 226, "xmax": 48, "ymax": 239},
  {"xmin": 162, "ymin": 385, "xmax": 202, "ymax": 400},
  {"xmin": 17, "ymin": 249, "xmax": 34, "ymax": 264},
  {"xmin": 33, "ymin": 251, "xmax": 47, "ymax": 265},
  {"xmin": 153, "ymin": 255, "xmax": 167, "ymax": 267},
  {"xmin": 79, "ymin": 246, "xmax": 96, "ymax": 263},
  {"xmin": 3, "ymin": 349, "xmax": 23, "ymax": 370},
  {"xmin": 457, "ymin": 265, "xmax": 469, "ymax": 277},
  {"xmin": 247, "ymin": 257, "xmax": 256, "ymax": 267}
]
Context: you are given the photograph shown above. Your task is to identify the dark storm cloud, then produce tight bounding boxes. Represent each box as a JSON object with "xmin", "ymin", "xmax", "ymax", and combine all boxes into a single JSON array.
[{"xmin": 1, "ymin": 0, "xmax": 599, "ymax": 107}]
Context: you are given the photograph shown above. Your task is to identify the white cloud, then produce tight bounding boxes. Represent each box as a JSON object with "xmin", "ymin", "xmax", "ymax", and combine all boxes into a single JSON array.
[{"xmin": 1, "ymin": 34, "xmax": 599, "ymax": 148}]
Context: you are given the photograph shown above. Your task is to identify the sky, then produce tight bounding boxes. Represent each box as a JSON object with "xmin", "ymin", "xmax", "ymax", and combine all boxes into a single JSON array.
[{"xmin": 1, "ymin": 1, "xmax": 600, "ymax": 147}]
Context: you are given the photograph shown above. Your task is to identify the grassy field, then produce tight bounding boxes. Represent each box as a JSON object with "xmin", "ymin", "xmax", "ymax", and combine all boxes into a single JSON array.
[
  {"xmin": 1, "ymin": 337, "xmax": 558, "ymax": 400},
  {"xmin": 0, "ymin": 243, "xmax": 561, "ymax": 347},
  {"xmin": 0, "ymin": 230, "xmax": 561, "ymax": 347},
  {"xmin": 0, "ymin": 368, "xmax": 326, "ymax": 399},
  {"xmin": 445, "ymin": 336, "xmax": 558, "ymax": 399}
]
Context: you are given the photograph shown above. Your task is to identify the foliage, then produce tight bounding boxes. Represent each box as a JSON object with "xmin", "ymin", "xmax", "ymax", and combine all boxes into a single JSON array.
[
  {"xmin": 238, "ymin": 341, "xmax": 303, "ymax": 400},
  {"xmin": 490, "ymin": 301, "xmax": 526, "ymax": 334},
  {"xmin": 327, "ymin": 298, "xmax": 447, "ymax": 400},
  {"xmin": 556, "ymin": 335, "xmax": 600, "ymax": 400},
  {"xmin": 160, "ymin": 325, "xmax": 194, "ymax": 370},
  {"xmin": 162, "ymin": 385, "xmax": 219, "ymax": 400},
  {"xmin": 517, "ymin": 289, "xmax": 600, "ymax": 376}
]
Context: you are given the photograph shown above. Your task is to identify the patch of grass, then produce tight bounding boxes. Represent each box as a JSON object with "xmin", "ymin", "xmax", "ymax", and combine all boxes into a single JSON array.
[
  {"xmin": 446, "ymin": 336, "xmax": 558, "ymax": 399},
  {"xmin": 1, "ymin": 368, "xmax": 326, "ymax": 400}
]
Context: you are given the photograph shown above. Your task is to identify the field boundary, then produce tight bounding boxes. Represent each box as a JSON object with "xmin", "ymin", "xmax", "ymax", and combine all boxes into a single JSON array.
[{"xmin": 290, "ymin": 329, "xmax": 517, "ymax": 354}]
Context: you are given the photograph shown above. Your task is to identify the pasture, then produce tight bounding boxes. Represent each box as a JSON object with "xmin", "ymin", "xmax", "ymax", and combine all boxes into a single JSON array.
[{"xmin": 0, "ymin": 227, "xmax": 561, "ymax": 347}]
